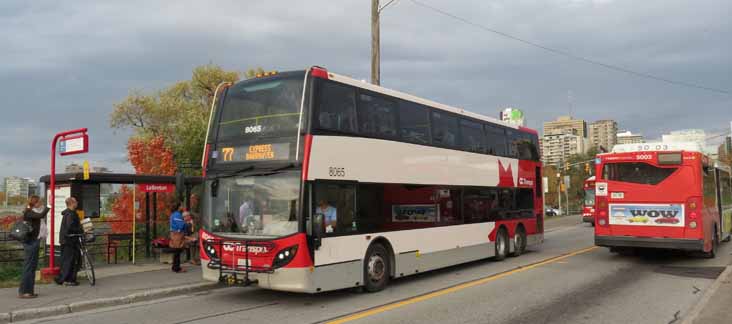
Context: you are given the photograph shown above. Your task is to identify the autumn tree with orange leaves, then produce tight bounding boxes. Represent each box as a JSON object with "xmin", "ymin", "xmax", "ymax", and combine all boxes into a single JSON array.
[{"xmin": 107, "ymin": 64, "xmax": 241, "ymax": 234}]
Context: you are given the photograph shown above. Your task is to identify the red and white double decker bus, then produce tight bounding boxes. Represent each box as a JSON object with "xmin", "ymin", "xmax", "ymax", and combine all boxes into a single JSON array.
[
  {"xmin": 197, "ymin": 66, "xmax": 544, "ymax": 293},
  {"xmin": 582, "ymin": 176, "xmax": 596, "ymax": 226},
  {"xmin": 594, "ymin": 142, "xmax": 732, "ymax": 257}
]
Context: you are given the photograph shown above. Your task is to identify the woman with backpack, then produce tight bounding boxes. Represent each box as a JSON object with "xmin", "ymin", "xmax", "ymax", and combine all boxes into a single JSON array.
[{"xmin": 19, "ymin": 195, "xmax": 49, "ymax": 299}]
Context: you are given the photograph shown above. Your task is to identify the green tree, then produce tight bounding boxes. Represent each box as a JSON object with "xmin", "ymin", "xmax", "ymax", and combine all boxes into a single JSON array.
[{"xmin": 110, "ymin": 64, "xmax": 241, "ymax": 174}]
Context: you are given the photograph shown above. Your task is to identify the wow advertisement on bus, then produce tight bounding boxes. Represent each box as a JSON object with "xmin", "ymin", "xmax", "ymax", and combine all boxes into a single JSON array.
[{"xmin": 608, "ymin": 204, "xmax": 685, "ymax": 227}]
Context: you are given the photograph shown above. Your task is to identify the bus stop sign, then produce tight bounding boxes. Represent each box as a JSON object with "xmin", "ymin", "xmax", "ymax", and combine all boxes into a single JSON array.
[{"xmin": 59, "ymin": 134, "xmax": 89, "ymax": 156}]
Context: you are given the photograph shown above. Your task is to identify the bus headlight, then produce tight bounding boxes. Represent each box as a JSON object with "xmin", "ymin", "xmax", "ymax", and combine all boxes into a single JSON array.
[
  {"xmin": 689, "ymin": 221, "xmax": 697, "ymax": 229},
  {"xmin": 598, "ymin": 219, "xmax": 607, "ymax": 226},
  {"xmin": 203, "ymin": 241, "xmax": 219, "ymax": 261},
  {"xmin": 272, "ymin": 245, "xmax": 298, "ymax": 269}
]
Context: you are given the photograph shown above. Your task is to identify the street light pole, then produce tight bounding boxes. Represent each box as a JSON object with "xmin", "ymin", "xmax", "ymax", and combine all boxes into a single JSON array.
[{"xmin": 371, "ymin": 0, "xmax": 380, "ymax": 85}]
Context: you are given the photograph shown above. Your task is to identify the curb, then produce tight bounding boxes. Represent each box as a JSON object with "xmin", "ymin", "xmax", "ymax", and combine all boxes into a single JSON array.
[
  {"xmin": 681, "ymin": 265, "xmax": 732, "ymax": 324},
  {"xmin": 2, "ymin": 281, "xmax": 221, "ymax": 323}
]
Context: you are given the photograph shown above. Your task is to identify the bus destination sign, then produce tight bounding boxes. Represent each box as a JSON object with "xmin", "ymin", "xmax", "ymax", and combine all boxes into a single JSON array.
[{"xmin": 219, "ymin": 143, "xmax": 290, "ymax": 163}]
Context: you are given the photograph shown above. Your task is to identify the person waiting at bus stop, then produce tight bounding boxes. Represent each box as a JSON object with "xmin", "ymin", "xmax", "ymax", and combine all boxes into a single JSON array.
[
  {"xmin": 316, "ymin": 200, "xmax": 337, "ymax": 233},
  {"xmin": 169, "ymin": 202, "xmax": 187, "ymax": 273},
  {"xmin": 19, "ymin": 195, "xmax": 49, "ymax": 298},
  {"xmin": 55, "ymin": 197, "xmax": 82, "ymax": 286}
]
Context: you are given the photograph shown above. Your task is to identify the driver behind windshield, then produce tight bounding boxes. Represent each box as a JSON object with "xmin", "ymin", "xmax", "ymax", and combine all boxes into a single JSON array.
[{"xmin": 238, "ymin": 191, "xmax": 265, "ymax": 233}]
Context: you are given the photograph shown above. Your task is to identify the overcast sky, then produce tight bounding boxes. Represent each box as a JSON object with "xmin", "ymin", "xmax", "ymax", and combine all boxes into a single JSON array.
[{"xmin": 1, "ymin": 0, "xmax": 731, "ymax": 181}]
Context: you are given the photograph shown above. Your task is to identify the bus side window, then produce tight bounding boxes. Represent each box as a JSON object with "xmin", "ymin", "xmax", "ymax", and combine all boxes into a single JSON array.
[
  {"xmin": 357, "ymin": 92, "xmax": 398, "ymax": 138},
  {"xmin": 316, "ymin": 81, "xmax": 357, "ymax": 133},
  {"xmin": 313, "ymin": 182, "xmax": 356, "ymax": 235},
  {"xmin": 485, "ymin": 124, "xmax": 507, "ymax": 156},
  {"xmin": 432, "ymin": 111, "xmax": 458, "ymax": 147}
]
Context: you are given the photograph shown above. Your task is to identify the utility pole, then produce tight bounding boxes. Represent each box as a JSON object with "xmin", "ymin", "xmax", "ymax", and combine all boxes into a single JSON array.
[{"xmin": 371, "ymin": 0, "xmax": 380, "ymax": 85}]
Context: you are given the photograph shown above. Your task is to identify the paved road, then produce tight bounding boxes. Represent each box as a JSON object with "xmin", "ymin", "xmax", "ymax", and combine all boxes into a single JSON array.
[{"xmin": 21, "ymin": 216, "xmax": 731, "ymax": 324}]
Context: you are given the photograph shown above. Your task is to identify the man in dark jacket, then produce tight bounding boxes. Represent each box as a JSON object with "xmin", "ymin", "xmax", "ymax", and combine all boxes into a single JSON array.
[
  {"xmin": 55, "ymin": 196, "xmax": 82, "ymax": 286},
  {"xmin": 19, "ymin": 195, "xmax": 49, "ymax": 298}
]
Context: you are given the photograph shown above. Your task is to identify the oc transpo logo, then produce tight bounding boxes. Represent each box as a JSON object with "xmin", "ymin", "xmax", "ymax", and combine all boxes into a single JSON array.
[
  {"xmin": 518, "ymin": 178, "xmax": 534, "ymax": 186},
  {"xmin": 222, "ymin": 244, "xmax": 270, "ymax": 255}
]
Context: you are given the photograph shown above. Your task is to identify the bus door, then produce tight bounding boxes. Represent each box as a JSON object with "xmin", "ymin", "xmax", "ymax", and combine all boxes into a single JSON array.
[{"xmin": 715, "ymin": 168, "xmax": 732, "ymax": 241}]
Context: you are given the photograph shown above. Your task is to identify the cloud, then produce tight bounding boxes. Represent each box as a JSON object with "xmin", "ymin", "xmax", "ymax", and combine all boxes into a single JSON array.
[{"xmin": 1, "ymin": 0, "xmax": 731, "ymax": 180}]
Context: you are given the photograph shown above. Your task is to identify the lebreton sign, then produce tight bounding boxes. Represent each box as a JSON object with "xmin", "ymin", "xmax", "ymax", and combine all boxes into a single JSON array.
[{"xmin": 137, "ymin": 183, "xmax": 175, "ymax": 193}]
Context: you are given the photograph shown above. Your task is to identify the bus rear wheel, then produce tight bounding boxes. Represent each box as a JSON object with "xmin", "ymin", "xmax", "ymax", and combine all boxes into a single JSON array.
[
  {"xmin": 511, "ymin": 227, "xmax": 527, "ymax": 257},
  {"xmin": 703, "ymin": 228, "xmax": 719, "ymax": 259},
  {"xmin": 363, "ymin": 243, "xmax": 390, "ymax": 292},
  {"xmin": 494, "ymin": 228, "xmax": 509, "ymax": 261}
]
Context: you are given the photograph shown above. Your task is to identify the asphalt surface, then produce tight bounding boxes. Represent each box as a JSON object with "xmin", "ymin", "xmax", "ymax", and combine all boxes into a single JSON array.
[{"xmin": 19, "ymin": 216, "xmax": 732, "ymax": 324}]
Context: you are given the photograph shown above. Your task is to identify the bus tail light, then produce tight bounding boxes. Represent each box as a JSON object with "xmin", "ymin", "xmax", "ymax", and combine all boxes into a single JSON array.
[
  {"xmin": 686, "ymin": 197, "xmax": 700, "ymax": 219},
  {"xmin": 311, "ymin": 66, "xmax": 329, "ymax": 79},
  {"xmin": 302, "ymin": 134, "xmax": 313, "ymax": 181},
  {"xmin": 596, "ymin": 196, "xmax": 609, "ymax": 226}
]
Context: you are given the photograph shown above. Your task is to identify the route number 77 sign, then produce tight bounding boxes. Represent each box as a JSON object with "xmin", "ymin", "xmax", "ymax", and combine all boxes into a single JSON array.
[{"xmin": 59, "ymin": 134, "xmax": 89, "ymax": 156}]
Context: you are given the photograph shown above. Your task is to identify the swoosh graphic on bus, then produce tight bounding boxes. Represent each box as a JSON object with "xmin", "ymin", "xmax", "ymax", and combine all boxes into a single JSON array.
[{"xmin": 497, "ymin": 160, "xmax": 515, "ymax": 187}]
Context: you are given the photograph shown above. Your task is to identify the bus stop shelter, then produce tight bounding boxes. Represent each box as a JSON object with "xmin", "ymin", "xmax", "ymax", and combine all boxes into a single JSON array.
[{"xmin": 39, "ymin": 173, "xmax": 202, "ymax": 263}]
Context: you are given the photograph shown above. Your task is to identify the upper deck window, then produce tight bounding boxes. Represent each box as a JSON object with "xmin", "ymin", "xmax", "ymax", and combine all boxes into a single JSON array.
[
  {"xmin": 316, "ymin": 81, "xmax": 357, "ymax": 133},
  {"xmin": 398, "ymin": 101, "xmax": 431, "ymax": 145},
  {"xmin": 602, "ymin": 162, "xmax": 677, "ymax": 185},
  {"xmin": 357, "ymin": 93, "xmax": 398, "ymax": 138},
  {"xmin": 218, "ymin": 72, "xmax": 304, "ymax": 141},
  {"xmin": 431, "ymin": 111, "xmax": 458, "ymax": 147},
  {"xmin": 459, "ymin": 119, "xmax": 486, "ymax": 153}
]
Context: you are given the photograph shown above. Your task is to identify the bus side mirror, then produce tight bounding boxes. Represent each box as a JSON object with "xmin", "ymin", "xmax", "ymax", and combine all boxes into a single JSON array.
[
  {"xmin": 312, "ymin": 213, "xmax": 324, "ymax": 237},
  {"xmin": 311, "ymin": 213, "xmax": 324, "ymax": 249}
]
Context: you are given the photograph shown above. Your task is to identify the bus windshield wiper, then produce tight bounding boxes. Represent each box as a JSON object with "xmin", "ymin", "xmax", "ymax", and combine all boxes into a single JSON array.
[
  {"xmin": 217, "ymin": 166, "xmax": 255, "ymax": 179},
  {"xmin": 245, "ymin": 163, "xmax": 297, "ymax": 177}
]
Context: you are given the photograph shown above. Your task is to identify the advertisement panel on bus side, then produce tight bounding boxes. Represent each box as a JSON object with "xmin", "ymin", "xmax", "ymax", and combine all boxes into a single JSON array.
[
  {"xmin": 392, "ymin": 204, "xmax": 439, "ymax": 222},
  {"xmin": 608, "ymin": 203, "xmax": 685, "ymax": 227}
]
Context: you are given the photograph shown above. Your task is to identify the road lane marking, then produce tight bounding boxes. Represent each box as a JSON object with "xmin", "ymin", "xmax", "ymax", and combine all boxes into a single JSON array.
[{"xmin": 325, "ymin": 246, "xmax": 599, "ymax": 324}]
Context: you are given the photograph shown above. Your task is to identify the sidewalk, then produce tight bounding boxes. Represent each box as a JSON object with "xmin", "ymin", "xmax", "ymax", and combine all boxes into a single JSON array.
[
  {"xmin": 687, "ymin": 265, "xmax": 732, "ymax": 324},
  {"xmin": 0, "ymin": 262, "xmax": 219, "ymax": 322}
]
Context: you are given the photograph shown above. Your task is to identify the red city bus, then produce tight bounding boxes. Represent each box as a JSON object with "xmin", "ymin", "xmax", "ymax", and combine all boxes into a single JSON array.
[
  {"xmin": 582, "ymin": 176, "xmax": 596, "ymax": 226},
  {"xmin": 198, "ymin": 66, "xmax": 544, "ymax": 293},
  {"xmin": 594, "ymin": 142, "xmax": 732, "ymax": 257}
]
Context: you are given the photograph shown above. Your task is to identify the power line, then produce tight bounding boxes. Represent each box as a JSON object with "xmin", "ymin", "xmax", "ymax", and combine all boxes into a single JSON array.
[{"xmin": 409, "ymin": 0, "xmax": 732, "ymax": 95}]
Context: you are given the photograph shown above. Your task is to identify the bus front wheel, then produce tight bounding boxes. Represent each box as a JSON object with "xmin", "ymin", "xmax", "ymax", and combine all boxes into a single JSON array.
[{"xmin": 363, "ymin": 243, "xmax": 390, "ymax": 292}]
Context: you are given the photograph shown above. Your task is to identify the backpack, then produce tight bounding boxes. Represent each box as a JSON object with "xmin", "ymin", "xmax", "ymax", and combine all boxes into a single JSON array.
[{"xmin": 10, "ymin": 220, "xmax": 32, "ymax": 242}]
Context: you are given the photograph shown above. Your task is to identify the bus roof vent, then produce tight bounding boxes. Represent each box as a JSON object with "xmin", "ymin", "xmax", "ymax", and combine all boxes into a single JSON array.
[{"xmin": 611, "ymin": 141, "xmax": 704, "ymax": 153}]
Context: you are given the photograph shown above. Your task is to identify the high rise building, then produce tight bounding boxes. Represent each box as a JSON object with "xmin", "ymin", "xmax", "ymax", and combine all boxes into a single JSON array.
[
  {"xmin": 616, "ymin": 131, "xmax": 645, "ymax": 145},
  {"xmin": 588, "ymin": 120, "xmax": 618, "ymax": 151},
  {"xmin": 92, "ymin": 166, "xmax": 112, "ymax": 173},
  {"xmin": 540, "ymin": 133, "xmax": 588, "ymax": 167},
  {"xmin": 661, "ymin": 129, "xmax": 706, "ymax": 146},
  {"xmin": 4, "ymin": 176, "xmax": 29, "ymax": 199},
  {"xmin": 65, "ymin": 163, "xmax": 84, "ymax": 173},
  {"xmin": 544, "ymin": 116, "xmax": 588, "ymax": 138},
  {"xmin": 26, "ymin": 179, "xmax": 39, "ymax": 197}
]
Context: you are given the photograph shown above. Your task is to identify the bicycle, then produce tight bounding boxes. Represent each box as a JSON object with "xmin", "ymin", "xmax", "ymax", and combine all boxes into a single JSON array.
[{"xmin": 68, "ymin": 233, "xmax": 96, "ymax": 286}]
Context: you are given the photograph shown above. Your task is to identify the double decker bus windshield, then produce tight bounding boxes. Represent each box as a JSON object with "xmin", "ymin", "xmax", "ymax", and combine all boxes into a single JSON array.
[
  {"xmin": 217, "ymin": 72, "xmax": 304, "ymax": 141},
  {"xmin": 202, "ymin": 172, "xmax": 300, "ymax": 237}
]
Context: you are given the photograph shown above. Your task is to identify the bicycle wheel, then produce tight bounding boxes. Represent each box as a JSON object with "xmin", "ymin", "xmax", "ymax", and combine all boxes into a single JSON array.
[{"xmin": 82, "ymin": 247, "xmax": 96, "ymax": 286}]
